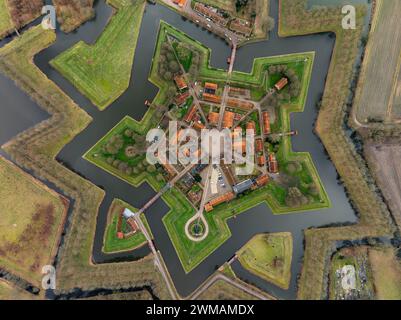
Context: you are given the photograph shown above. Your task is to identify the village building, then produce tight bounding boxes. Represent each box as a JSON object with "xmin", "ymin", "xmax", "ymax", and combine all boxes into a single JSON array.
[
  {"xmin": 246, "ymin": 121, "xmax": 256, "ymax": 133},
  {"xmin": 174, "ymin": 74, "xmax": 188, "ymax": 91},
  {"xmin": 262, "ymin": 111, "xmax": 271, "ymax": 135},
  {"xmin": 205, "ymin": 191, "xmax": 235, "ymax": 212},
  {"xmin": 229, "ymin": 86, "xmax": 250, "ymax": 97},
  {"xmin": 193, "ymin": 2, "xmax": 229, "ymax": 26},
  {"xmin": 208, "ymin": 111, "xmax": 220, "ymax": 126},
  {"xmin": 256, "ymin": 138, "xmax": 264, "ymax": 153},
  {"xmin": 229, "ymin": 18, "xmax": 253, "ymax": 36},
  {"xmin": 202, "ymin": 93, "xmax": 222, "ymax": 104},
  {"xmin": 204, "ymin": 82, "xmax": 218, "ymax": 95},
  {"xmin": 187, "ymin": 189, "xmax": 202, "ymax": 204},
  {"xmin": 274, "ymin": 77, "xmax": 289, "ymax": 91},
  {"xmin": 268, "ymin": 153, "xmax": 279, "ymax": 173},
  {"xmin": 192, "ymin": 121, "xmax": 206, "ymax": 130},
  {"xmin": 227, "ymin": 98, "xmax": 254, "ymax": 111},
  {"xmin": 183, "ymin": 104, "xmax": 197, "ymax": 123},
  {"xmin": 174, "ymin": 91, "xmax": 190, "ymax": 105},
  {"xmin": 257, "ymin": 155, "xmax": 266, "ymax": 167},
  {"xmin": 233, "ymin": 179, "xmax": 254, "ymax": 194},
  {"xmin": 122, "ymin": 208, "xmax": 135, "ymax": 219},
  {"xmin": 233, "ymin": 139, "xmax": 247, "ymax": 154},
  {"xmin": 255, "ymin": 174, "xmax": 269, "ymax": 187},
  {"xmin": 222, "ymin": 111, "xmax": 235, "ymax": 128}
]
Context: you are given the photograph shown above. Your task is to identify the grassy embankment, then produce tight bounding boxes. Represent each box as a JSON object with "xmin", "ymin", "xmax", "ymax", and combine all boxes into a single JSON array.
[
  {"xmin": 237, "ymin": 233, "xmax": 293, "ymax": 289},
  {"xmin": 103, "ymin": 199, "xmax": 151, "ymax": 254},
  {"xmin": 278, "ymin": 0, "xmax": 395, "ymax": 299},
  {"xmin": 0, "ymin": 25, "xmax": 171, "ymax": 299},
  {"xmin": 50, "ymin": 0, "xmax": 146, "ymax": 110},
  {"xmin": 0, "ymin": 157, "xmax": 68, "ymax": 287}
]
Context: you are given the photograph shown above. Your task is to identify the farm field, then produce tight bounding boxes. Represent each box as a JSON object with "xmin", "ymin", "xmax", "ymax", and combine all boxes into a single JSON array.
[
  {"xmin": 0, "ymin": 0, "xmax": 13, "ymax": 38},
  {"xmin": 368, "ymin": 247, "xmax": 401, "ymax": 300},
  {"xmin": 0, "ymin": 279, "xmax": 39, "ymax": 300},
  {"xmin": 237, "ymin": 233, "xmax": 292, "ymax": 289},
  {"xmin": 365, "ymin": 143, "xmax": 401, "ymax": 230},
  {"xmin": 103, "ymin": 199, "xmax": 148, "ymax": 254},
  {"xmin": 0, "ymin": 157, "xmax": 69, "ymax": 286},
  {"xmin": 391, "ymin": 67, "xmax": 401, "ymax": 119},
  {"xmin": 352, "ymin": 0, "xmax": 401, "ymax": 123},
  {"xmin": 50, "ymin": 0, "xmax": 146, "ymax": 110}
]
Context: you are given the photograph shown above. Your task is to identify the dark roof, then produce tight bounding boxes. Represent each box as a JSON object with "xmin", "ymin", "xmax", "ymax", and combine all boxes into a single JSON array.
[{"xmin": 233, "ymin": 179, "xmax": 254, "ymax": 194}]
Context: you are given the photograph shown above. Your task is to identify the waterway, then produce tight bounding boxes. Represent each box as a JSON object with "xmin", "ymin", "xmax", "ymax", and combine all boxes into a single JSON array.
[{"xmin": 0, "ymin": 0, "xmax": 371, "ymax": 299}]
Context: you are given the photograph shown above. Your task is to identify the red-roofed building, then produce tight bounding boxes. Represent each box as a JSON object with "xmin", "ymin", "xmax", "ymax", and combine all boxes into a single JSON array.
[
  {"xmin": 262, "ymin": 111, "xmax": 271, "ymax": 135},
  {"xmin": 183, "ymin": 105, "xmax": 197, "ymax": 123},
  {"xmin": 268, "ymin": 153, "xmax": 279, "ymax": 173},
  {"xmin": 274, "ymin": 77, "xmax": 289, "ymax": 91},
  {"xmin": 174, "ymin": 91, "xmax": 190, "ymax": 105},
  {"xmin": 174, "ymin": 74, "xmax": 188, "ymax": 91},
  {"xmin": 203, "ymin": 93, "xmax": 222, "ymax": 104},
  {"xmin": 223, "ymin": 111, "xmax": 235, "ymax": 128}
]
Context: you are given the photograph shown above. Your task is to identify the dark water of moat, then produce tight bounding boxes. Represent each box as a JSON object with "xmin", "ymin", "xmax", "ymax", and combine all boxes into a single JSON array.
[{"xmin": 0, "ymin": 0, "xmax": 371, "ymax": 299}]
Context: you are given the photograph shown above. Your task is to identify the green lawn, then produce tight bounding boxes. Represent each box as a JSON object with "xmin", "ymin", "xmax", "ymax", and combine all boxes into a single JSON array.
[
  {"xmin": 103, "ymin": 199, "xmax": 148, "ymax": 253},
  {"xmin": 50, "ymin": 0, "xmax": 146, "ymax": 110},
  {"xmin": 0, "ymin": 0, "xmax": 13, "ymax": 38},
  {"xmin": 237, "ymin": 233, "xmax": 293, "ymax": 289}
]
